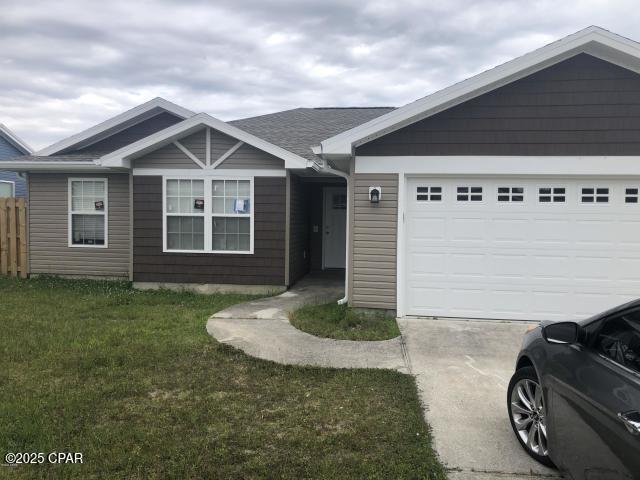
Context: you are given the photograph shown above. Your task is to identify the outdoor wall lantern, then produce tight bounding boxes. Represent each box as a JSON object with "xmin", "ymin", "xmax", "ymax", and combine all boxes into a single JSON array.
[{"xmin": 369, "ymin": 186, "xmax": 381, "ymax": 204}]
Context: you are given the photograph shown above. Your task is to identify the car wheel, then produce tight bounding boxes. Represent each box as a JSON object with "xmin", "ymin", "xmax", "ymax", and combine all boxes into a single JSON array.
[{"xmin": 507, "ymin": 366, "xmax": 555, "ymax": 468}]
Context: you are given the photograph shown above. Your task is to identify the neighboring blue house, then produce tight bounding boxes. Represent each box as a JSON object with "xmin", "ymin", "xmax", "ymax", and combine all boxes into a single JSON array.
[{"xmin": 0, "ymin": 124, "xmax": 32, "ymax": 197}]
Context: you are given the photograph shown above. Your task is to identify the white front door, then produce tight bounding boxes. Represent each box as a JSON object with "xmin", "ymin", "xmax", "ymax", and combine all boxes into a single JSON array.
[
  {"xmin": 404, "ymin": 176, "xmax": 640, "ymax": 321},
  {"xmin": 323, "ymin": 186, "xmax": 347, "ymax": 269}
]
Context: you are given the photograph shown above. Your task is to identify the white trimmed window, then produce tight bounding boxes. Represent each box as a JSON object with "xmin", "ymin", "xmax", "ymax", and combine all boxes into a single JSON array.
[
  {"xmin": 163, "ymin": 177, "xmax": 254, "ymax": 254},
  {"xmin": 0, "ymin": 180, "xmax": 15, "ymax": 197},
  {"xmin": 68, "ymin": 178, "xmax": 107, "ymax": 247}
]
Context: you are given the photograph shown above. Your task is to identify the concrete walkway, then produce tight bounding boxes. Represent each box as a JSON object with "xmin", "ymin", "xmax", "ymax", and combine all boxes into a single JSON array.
[{"xmin": 206, "ymin": 275, "xmax": 408, "ymax": 371}]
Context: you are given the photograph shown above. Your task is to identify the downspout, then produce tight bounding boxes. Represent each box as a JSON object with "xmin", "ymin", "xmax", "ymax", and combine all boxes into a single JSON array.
[{"xmin": 313, "ymin": 150, "xmax": 350, "ymax": 305}]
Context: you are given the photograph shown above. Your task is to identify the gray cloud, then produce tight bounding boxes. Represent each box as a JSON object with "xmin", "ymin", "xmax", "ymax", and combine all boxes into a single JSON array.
[{"xmin": 1, "ymin": 0, "xmax": 638, "ymax": 149}]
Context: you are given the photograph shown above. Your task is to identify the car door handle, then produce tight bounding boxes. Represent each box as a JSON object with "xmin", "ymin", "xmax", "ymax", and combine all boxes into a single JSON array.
[{"xmin": 618, "ymin": 411, "xmax": 640, "ymax": 435}]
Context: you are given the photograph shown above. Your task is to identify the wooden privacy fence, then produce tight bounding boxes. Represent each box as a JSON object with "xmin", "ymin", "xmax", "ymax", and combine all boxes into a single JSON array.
[{"xmin": 0, "ymin": 198, "xmax": 28, "ymax": 278}]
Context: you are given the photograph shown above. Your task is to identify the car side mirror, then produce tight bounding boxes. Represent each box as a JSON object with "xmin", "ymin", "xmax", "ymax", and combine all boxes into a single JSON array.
[{"xmin": 542, "ymin": 321, "xmax": 580, "ymax": 345}]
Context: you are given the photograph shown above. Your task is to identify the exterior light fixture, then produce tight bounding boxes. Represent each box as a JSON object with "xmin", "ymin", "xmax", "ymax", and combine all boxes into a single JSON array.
[{"xmin": 369, "ymin": 186, "xmax": 381, "ymax": 204}]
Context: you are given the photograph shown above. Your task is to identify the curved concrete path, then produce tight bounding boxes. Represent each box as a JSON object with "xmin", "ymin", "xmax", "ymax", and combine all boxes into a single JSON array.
[{"xmin": 206, "ymin": 275, "xmax": 408, "ymax": 372}]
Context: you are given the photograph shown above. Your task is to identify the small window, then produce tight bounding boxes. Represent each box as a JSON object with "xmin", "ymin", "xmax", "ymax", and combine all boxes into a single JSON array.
[
  {"xmin": 625, "ymin": 187, "xmax": 639, "ymax": 204},
  {"xmin": 457, "ymin": 186, "xmax": 482, "ymax": 202},
  {"xmin": 581, "ymin": 187, "xmax": 609, "ymax": 204},
  {"xmin": 417, "ymin": 186, "xmax": 442, "ymax": 202},
  {"xmin": 497, "ymin": 187, "xmax": 524, "ymax": 203},
  {"xmin": 0, "ymin": 180, "xmax": 15, "ymax": 198},
  {"xmin": 69, "ymin": 178, "xmax": 107, "ymax": 247},
  {"xmin": 539, "ymin": 187, "xmax": 565, "ymax": 203}
]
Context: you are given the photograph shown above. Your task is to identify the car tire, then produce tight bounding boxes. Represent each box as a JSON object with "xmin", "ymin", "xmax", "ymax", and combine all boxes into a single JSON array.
[{"xmin": 507, "ymin": 366, "xmax": 555, "ymax": 468}]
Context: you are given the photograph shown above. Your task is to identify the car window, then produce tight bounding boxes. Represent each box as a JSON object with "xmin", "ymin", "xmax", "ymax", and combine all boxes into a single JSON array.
[{"xmin": 594, "ymin": 311, "xmax": 640, "ymax": 374}]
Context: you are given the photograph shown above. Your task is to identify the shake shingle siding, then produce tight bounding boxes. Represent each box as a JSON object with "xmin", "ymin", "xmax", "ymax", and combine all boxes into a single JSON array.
[
  {"xmin": 133, "ymin": 176, "xmax": 286, "ymax": 285},
  {"xmin": 29, "ymin": 173, "xmax": 130, "ymax": 278},
  {"xmin": 357, "ymin": 54, "xmax": 640, "ymax": 156}
]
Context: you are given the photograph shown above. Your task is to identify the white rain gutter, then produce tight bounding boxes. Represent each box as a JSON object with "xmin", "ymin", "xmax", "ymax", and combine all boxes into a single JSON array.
[{"xmin": 314, "ymin": 148, "xmax": 350, "ymax": 305}]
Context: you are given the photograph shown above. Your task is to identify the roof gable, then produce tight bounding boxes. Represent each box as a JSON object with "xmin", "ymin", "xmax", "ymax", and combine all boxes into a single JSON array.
[
  {"xmin": 0, "ymin": 124, "xmax": 32, "ymax": 156},
  {"xmin": 101, "ymin": 113, "xmax": 311, "ymax": 170},
  {"xmin": 35, "ymin": 97, "xmax": 194, "ymax": 156},
  {"xmin": 318, "ymin": 26, "xmax": 640, "ymax": 158}
]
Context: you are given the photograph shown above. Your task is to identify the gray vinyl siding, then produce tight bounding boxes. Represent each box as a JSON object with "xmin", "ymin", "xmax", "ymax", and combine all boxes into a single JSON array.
[
  {"xmin": 180, "ymin": 129, "xmax": 206, "ymax": 163},
  {"xmin": 0, "ymin": 136, "xmax": 27, "ymax": 197},
  {"xmin": 29, "ymin": 173, "xmax": 130, "ymax": 278},
  {"xmin": 133, "ymin": 176, "xmax": 286, "ymax": 285},
  {"xmin": 288, "ymin": 174, "xmax": 309, "ymax": 284},
  {"xmin": 350, "ymin": 173, "xmax": 397, "ymax": 310},
  {"xmin": 217, "ymin": 143, "xmax": 284, "ymax": 169},
  {"xmin": 73, "ymin": 112, "xmax": 182, "ymax": 154},
  {"xmin": 211, "ymin": 129, "xmax": 239, "ymax": 160},
  {"xmin": 357, "ymin": 54, "xmax": 640, "ymax": 156},
  {"xmin": 135, "ymin": 142, "xmax": 200, "ymax": 169}
]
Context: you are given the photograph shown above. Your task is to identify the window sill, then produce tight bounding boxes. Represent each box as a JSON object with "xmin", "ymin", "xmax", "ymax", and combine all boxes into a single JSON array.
[
  {"xmin": 163, "ymin": 249, "xmax": 254, "ymax": 255},
  {"xmin": 69, "ymin": 244, "xmax": 109, "ymax": 249}
]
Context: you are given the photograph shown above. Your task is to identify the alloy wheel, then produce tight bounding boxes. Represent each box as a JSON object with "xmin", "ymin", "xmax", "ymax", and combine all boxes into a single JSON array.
[{"xmin": 510, "ymin": 378, "xmax": 548, "ymax": 457}]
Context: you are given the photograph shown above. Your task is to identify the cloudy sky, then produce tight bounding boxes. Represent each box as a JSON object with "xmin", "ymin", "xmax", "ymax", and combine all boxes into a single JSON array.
[{"xmin": 1, "ymin": 0, "xmax": 638, "ymax": 150}]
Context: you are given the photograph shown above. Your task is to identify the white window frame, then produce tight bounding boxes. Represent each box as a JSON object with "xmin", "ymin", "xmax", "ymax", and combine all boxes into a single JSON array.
[
  {"xmin": 68, "ymin": 177, "xmax": 108, "ymax": 248},
  {"xmin": 537, "ymin": 185, "xmax": 567, "ymax": 204},
  {"xmin": 496, "ymin": 186, "xmax": 525, "ymax": 204},
  {"xmin": 0, "ymin": 180, "xmax": 16, "ymax": 197},
  {"xmin": 579, "ymin": 185, "xmax": 610, "ymax": 205},
  {"xmin": 416, "ymin": 185, "xmax": 442, "ymax": 202},
  {"xmin": 456, "ymin": 185, "xmax": 484, "ymax": 203},
  {"xmin": 624, "ymin": 186, "xmax": 640, "ymax": 205},
  {"xmin": 162, "ymin": 175, "xmax": 254, "ymax": 255}
]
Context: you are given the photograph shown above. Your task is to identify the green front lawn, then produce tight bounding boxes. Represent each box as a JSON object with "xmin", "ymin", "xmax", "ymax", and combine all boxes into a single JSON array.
[
  {"xmin": 290, "ymin": 302, "xmax": 401, "ymax": 341},
  {"xmin": 0, "ymin": 277, "xmax": 445, "ymax": 479}
]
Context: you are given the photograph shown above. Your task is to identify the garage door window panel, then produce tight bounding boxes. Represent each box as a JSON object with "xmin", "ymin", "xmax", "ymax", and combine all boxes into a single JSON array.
[
  {"xmin": 625, "ymin": 188, "xmax": 639, "ymax": 204},
  {"xmin": 498, "ymin": 187, "xmax": 524, "ymax": 203},
  {"xmin": 417, "ymin": 186, "xmax": 442, "ymax": 202},
  {"xmin": 581, "ymin": 186, "xmax": 609, "ymax": 204},
  {"xmin": 457, "ymin": 186, "xmax": 483, "ymax": 202},
  {"xmin": 539, "ymin": 187, "xmax": 566, "ymax": 203}
]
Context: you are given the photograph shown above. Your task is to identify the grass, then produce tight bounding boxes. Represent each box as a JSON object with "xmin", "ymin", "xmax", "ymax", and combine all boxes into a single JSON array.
[
  {"xmin": 289, "ymin": 302, "xmax": 401, "ymax": 341},
  {"xmin": 0, "ymin": 276, "xmax": 446, "ymax": 479}
]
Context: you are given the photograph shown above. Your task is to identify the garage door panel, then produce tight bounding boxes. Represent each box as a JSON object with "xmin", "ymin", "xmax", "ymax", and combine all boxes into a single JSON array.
[
  {"xmin": 405, "ymin": 177, "xmax": 640, "ymax": 320},
  {"xmin": 450, "ymin": 218, "xmax": 486, "ymax": 242}
]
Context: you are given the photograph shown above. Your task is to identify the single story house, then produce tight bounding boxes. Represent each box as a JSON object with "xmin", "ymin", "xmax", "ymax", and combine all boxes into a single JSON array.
[
  {"xmin": 0, "ymin": 124, "xmax": 32, "ymax": 197},
  {"xmin": 5, "ymin": 26, "xmax": 640, "ymax": 321}
]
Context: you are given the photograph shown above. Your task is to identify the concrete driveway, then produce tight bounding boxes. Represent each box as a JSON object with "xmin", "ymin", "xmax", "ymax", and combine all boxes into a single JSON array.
[{"xmin": 399, "ymin": 318, "xmax": 562, "ymax": 480}]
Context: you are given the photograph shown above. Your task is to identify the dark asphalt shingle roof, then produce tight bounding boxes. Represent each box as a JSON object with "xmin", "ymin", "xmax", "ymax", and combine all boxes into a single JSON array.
[
  {"xmin": 229, "ymin": 107, "xmax": 394, "ymax": 162},
  {"xmin": 10, "ymin": 107, "xmax": 394, "ymax": 166}
]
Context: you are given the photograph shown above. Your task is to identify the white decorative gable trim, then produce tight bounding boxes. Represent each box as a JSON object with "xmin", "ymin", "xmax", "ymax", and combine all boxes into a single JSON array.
[{"xmin": 100, "ymin": 113, "xmax": 311, "ymax": 170}]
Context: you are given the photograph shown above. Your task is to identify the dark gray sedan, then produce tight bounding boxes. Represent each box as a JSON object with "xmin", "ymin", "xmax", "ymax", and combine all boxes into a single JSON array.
[{"xmin": 507, "ymin": 300, "xmax": 640, "ymax": 479}]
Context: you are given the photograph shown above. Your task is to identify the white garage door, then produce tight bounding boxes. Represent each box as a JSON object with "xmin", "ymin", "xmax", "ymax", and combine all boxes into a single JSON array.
[{"xmin": 405, "ymin": 177, "xmax": 640, "ymax": 321}]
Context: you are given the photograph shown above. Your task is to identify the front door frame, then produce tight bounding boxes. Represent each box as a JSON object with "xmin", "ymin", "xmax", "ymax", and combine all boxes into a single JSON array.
[{"xmin": 322, "ymin": 185, "xmax": 347, "ymax": 269}]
